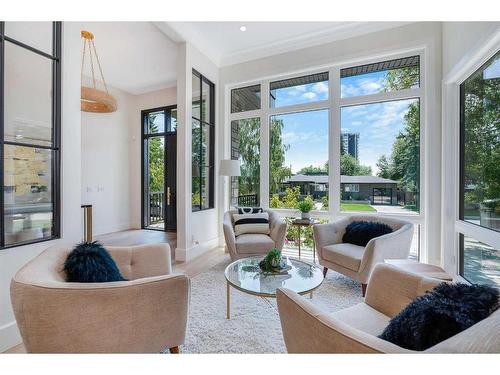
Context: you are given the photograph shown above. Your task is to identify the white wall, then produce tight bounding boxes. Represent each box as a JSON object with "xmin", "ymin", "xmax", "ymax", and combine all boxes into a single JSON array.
[
  {"xmin": 81, "ymin": 83, "xmax": 134, "ymax": 235},
  {"xmin": 0, "ymin": 22, "xmax": 83, "ymax": 352},
  {"xmin": 81, "ymin": 84, "xmax": 177, "ymax": 235},
  {"xmin": 218, "ymin": 22, "xmax": 443, "ymax": 265},
  {"xmin": 176, "ymin": 42, "xmax": 220, "ymax": 261},
  {"xmin": 442, "ymin": 22, "xmax": 499, "ymax": 77}
]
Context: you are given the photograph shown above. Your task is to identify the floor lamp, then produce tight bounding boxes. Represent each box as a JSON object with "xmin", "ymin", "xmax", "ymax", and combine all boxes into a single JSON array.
[{"xmin": 219, "ymin": 159, "xmax": 241, "ymax": 209}]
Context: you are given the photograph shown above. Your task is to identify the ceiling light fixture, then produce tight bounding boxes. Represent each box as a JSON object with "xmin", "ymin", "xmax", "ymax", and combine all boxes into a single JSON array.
[
  {"xmin": 239, "ymin": 26, "xmax": 247, "ymax": 32},
  {"xmin": 80, "ymin": 30, "xmax": 117, "ymax": 113}
]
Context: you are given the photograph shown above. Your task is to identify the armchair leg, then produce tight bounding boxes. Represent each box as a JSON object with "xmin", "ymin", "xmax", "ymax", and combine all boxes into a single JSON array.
[
  {"xmin": 169, "ymin": 346, "xmax": 180, "ymax": 354},
  {"xmin": 323, "ymin": 267, "xmax": 328, "ymax": 278},
  {"xmin": 361, "ymin": 283, "xmax": 367, "ymax": 297}
]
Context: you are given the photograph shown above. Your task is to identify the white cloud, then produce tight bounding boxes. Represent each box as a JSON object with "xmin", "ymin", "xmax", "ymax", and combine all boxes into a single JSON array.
[
  {"xmin": 301, "ymin": 92, "xmax": 317, "ymax": 100},
  {"xmin": 341, "ymin": 75, "xmax": 386, "ymax": 98},
  {"xmin": 312, "ymin": 81, "xmax": 328, "ymax": 94}
]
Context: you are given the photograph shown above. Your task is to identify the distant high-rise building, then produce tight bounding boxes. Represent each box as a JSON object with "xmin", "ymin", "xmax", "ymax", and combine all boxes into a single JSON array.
[{"xmin": 341, "ymin": 132, "xmax": 359, "ymax": 160}]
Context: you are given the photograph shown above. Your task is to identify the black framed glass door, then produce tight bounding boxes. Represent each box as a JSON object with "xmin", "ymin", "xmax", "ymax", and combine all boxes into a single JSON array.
[{"xmin": 141, "ymin": 106, "xmax": 177, "ymax": 231}]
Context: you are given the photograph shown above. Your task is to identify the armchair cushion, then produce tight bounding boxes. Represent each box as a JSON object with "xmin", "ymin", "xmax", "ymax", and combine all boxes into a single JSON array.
[
  {"xmin": 322, "ymin": 243, "xmax": 364, "ymax": 271},
  {"xmin": 342, "ymin": 221, "xmax": 393, "ymax": 247},
  {"xmin": 64, "ymin": 241, "xmax": 126, "ymax": 283},
  {"xmin": 333, "ymin": 303, "xmax": 390, "ymax": 336},
  {"xmin": 379, "ymin": 282, "xmax": 499, "ymax": 351},
  {"xmin": 235, "ymin": 234, "xmax": 275, "ymax": 254}
]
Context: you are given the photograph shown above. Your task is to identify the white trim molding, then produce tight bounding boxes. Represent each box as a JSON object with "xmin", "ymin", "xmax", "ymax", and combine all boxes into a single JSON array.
[{"xmin": 0, "ymin": 321, "xmax": 21, "ymax": 353}]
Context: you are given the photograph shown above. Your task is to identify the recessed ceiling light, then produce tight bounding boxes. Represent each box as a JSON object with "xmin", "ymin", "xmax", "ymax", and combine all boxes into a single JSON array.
[{"xmin": 239, "ymin": 26, "xmax": 247, "ymax": 32}]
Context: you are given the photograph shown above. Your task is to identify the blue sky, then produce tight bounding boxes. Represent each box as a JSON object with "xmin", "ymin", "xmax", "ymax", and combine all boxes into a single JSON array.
[{"xmin": 273, "ymin": 72, "xmax": 417, "ymax": 174}]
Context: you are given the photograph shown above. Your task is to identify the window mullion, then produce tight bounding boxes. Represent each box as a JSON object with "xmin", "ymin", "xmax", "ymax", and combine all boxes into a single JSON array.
[
  {"xmin": 0, "ymin": 21, "xmax": 5, "ymax": 248},
  {"xmin": 330, "ymin": 67, "xmax": 341, "ymax": 219},
  {"xmin": 261, "ymin": 80, "xmax": 270, "ymax": 209},
  {"xmin": 339, "ymin": 87, "xmax": 423, "ymax": 107}
]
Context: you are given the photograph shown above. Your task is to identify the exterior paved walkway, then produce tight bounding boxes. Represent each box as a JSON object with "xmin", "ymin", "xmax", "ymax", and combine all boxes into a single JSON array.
[{"xmin": 372, "ymin": 204, "xmax": 418, "ymax": 215}]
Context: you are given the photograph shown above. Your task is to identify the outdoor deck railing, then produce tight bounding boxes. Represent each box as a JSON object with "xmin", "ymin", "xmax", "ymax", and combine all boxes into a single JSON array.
[
  {"xmin": 149, "ymin": 191, "xmax": 164, "ymax": 224},
  {"xmin": 237, "ymin": 194, "xmax": 259, "ymax": 207}
]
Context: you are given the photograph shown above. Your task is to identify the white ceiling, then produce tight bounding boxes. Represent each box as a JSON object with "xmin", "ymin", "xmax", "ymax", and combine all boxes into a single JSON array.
[
  {"xmin": 161, "ymin": 22, "xmax": 410, "ymax": 66},
  {"xmin": 75, "ymin": 22, "xmax": 410, "ymax": 95},
  {"xmin": 77, "ymin": 22, "xmax": 177, "ymax": 95}
]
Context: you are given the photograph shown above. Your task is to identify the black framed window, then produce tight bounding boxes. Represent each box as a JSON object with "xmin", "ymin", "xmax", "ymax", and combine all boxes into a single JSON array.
[
  {"xmin": 0, "ymin": 22, "xmax": 61, "ymax": 248},
  {"xmin": 459, "ymin": 50, "xmax": 499, "ymax": 286},
  {"xmin": 192, "ymin": 70, "xmax": 215, "ymax": 211}
]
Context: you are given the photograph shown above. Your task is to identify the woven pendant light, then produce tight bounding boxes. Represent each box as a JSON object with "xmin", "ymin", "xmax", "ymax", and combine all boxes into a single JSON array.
[{"xmin": 80, "ymin": 30, "xmax": 117, "ymax": 113}]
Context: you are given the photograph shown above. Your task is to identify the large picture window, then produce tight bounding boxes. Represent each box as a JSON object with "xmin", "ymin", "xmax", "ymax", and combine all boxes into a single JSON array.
[
  {"xmin": 459, "ymin": 50, "xmax": 499, "ymax": 286},
  {"xmin": 269, "ymin": 109, "xmax": 329, "ymax": 211},
  {"xmin": 227, "ymin": 54, "xmax": 423, "ymax": 260},
  {"xmin": 192, "ymin": 70, "xmax": 215, "ymax": 211},
  {"xmin": 0, "ymin": 22, "xmax": 61, "ymax": 248},
  {"xmin": 340, "ymin": 99, "xmax": 420, "ymax": 214},
  {"xmin": 339, "ymin": 57, "xmax": 421, "ymax": 215}
]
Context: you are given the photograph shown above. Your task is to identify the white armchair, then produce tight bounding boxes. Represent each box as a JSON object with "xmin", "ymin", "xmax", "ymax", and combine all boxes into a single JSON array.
[
  {"xmin": 313, "ymin": 215, "xmax": 414, "ymax": 295},
  {"xmin": 223, "ymin": 209, "xmax": 287, "ymax": 260},
  {"xmin": 10, "ymin": 243, "xmax": 190, "ymax": 353},
  {"xmin": 277, "ymin": 263, "xmax": 500, "ymax": 353}
]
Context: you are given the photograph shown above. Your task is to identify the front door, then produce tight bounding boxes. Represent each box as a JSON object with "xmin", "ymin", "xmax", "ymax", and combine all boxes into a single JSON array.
[{"xmin": 142, "ymin": 106, "xmax": 177, "ymax": 231}]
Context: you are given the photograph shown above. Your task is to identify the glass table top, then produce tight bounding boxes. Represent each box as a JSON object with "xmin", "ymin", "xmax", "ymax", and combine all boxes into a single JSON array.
[{"xmin": 224, "ymin": 256, "xmax": 324, "ymax": 297}]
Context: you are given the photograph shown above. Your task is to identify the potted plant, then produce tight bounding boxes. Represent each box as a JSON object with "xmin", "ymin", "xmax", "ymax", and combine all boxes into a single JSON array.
[{"xmin": 297, "ymin": 197, "xmax": 314, "ymax": 220}]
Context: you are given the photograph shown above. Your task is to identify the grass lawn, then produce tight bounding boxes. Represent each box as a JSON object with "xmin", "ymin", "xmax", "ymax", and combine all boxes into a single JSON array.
[{"xmin": 340, "ymin": 203, "xmax": 377, "ymax": 212}]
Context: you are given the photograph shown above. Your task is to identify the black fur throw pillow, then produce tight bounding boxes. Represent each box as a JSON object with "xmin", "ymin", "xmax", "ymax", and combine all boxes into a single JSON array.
[
  {"xmin": 379, "ymin": 282, "xmax": 499, "ymax": 351},
  {"xmin": 64, "ymin": 241, "xmax": 127, "ymax": 283},
  {"xmin": 342, "ymin": 220, "xmax": 393, "ymax": 247}
]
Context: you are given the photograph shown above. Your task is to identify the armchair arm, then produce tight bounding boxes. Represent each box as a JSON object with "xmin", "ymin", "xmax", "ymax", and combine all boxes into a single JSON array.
[
  {"xmin": 276, "ymin": 288, "xmax": 409, "ymax": 353},
  {"xmin": 223, "ymin": 212, "xmax": 237, "ymax": 256},
  {"xmin": 11, "ymin": 273, "xmax": 190, "ymax": 353},
  {"xmin": 269, "ymin": 211, "xmax": 287, "ymax": 250},
  {"xmin": 313, "ymin": 217, "xmax": 350, "ymax": 250},
  {"xmin": 364, "ymin": 263, "xmax": 442, "ymax": 318},
  {"xmin": 107, "ymin": 243, "xmax": 172, "ymax": 280},
  {"xmin": 358, "ymin": 223, "xmax": 414, "ymax": 283}
]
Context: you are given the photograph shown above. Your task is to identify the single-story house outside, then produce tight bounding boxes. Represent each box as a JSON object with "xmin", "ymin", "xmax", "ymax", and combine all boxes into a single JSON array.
[{"xmin": 281, "ymin": 174, "xmax": 399, "ymax": 205}]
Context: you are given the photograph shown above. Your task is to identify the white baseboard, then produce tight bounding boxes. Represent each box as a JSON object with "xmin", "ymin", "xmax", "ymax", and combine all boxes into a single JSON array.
[
  {"xmin": 0, "ymin": 321, "xmax": 21, "ymax": 353},
  {"xmin": 175, "ymin": 237, "xmax": 220, "ymax": 262},
  {"xmin": 94, "ymin": 222, "xmax": 134, "ymax": 237}
]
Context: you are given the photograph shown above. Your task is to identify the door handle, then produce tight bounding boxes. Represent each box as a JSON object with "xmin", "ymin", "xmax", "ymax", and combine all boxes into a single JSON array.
[{"xmin": 167, "ymin": 187, "xmax": 171, "ymax": 206}]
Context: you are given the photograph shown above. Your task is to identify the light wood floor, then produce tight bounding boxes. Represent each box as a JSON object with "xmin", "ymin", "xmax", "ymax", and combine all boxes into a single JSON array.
[{"xmin": 3, "ymin": 229, "xmax": 228, "ymax": 354}]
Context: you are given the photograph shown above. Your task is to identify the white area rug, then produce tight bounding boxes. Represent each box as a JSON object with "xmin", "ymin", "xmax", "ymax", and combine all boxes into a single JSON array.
[{"xmin": 183, "ymin": 257, "xmax": 363, "ymax": 353}]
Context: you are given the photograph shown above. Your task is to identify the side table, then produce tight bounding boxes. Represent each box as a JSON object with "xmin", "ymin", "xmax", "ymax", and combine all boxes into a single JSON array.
[{"xmin": 291, "ymin": 218, "xmax": 318, "ymax": 262}]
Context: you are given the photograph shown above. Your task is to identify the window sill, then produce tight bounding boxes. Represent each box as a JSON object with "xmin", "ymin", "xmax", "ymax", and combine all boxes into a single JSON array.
[{"xmin": 0, "ymin": 235, "xmax": 60, "ymax": 250}]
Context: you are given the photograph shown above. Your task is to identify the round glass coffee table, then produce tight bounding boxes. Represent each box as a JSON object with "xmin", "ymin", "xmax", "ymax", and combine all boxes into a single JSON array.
[{"xmin": 224, "ymin": 256, "xmax": 324, "ymax": 319}]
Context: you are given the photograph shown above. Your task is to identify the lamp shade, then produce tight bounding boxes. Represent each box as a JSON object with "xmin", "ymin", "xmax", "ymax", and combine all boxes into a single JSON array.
[{"xmin": 219, "ymin": 159, "xmax": 241, "ymax": 177}]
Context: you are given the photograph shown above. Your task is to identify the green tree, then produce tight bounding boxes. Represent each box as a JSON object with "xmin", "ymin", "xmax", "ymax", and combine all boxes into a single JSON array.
[
  {"xmin": 233, "ymin": 118, "xmax": 260, "ymax": 197},
  {"xmin": 282, "ymin": 186, "xmax": 301, "ymax": 209},
  {"xmin": 297, "ymin": 165, "xmax": 327, "ymax": 175},
  {"xmin": 147, "ymin": 114, "xmax": 165, "ymax": 193},
  {"xmin": 269, "ymin": 118, "xmax": 291, "ymax": 194},
  {"xmin": 376, "ymin": 67, "xmax": 421, "ymax": 206},
  {"xmin": 376, "ymin": 155, "xmax": 391, "ymax": 179},
  {"xmin": 461, "ymin": 64, "xmax": 500, "ymax": 208},
  {"xmin": 340, "ymin": 154, "xmax": 372, "ymax": 176},
  {"xmin": 384, "ymin": 66, "xmax": 419, "ymax": 91},
  {"xmin": 269, "ymin": 194, "xmax": 282, "ymax": 208}
]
